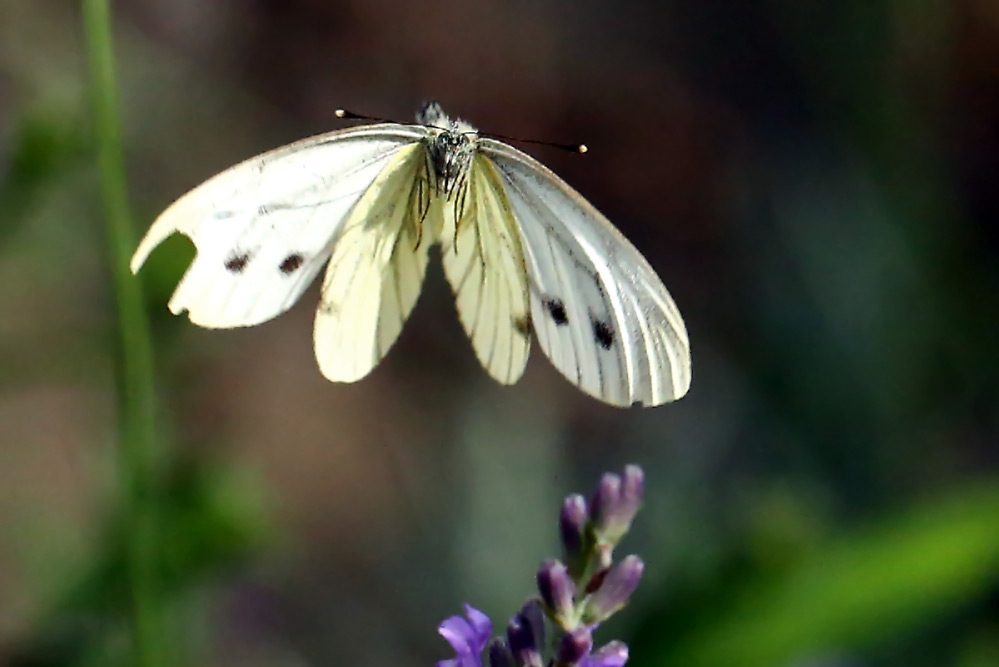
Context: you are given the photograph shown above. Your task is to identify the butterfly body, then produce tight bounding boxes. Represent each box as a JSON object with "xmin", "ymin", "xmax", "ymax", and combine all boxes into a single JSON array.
[{"xmin": 132, "ymin": 102, "xmax": 691, "ymax": 406}]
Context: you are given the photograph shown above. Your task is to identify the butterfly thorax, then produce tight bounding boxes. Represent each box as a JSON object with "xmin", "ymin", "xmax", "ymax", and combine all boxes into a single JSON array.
[{"xmin": 417, "ymin": 101, "xmax": 478, "ymax": 203}]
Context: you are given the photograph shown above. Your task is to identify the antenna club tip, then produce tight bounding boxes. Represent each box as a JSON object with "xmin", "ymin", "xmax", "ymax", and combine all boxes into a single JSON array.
[
  {"xmin": 577, "ymin": 144, "xmax": 589, "ymax": 154},
  {"xmin": 335, "ymin": 109, "xmax": 347, "ymax": 118}
]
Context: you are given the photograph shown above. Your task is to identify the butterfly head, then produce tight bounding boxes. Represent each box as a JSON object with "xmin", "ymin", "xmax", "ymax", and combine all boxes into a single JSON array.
[
  {"xmin": 418, "ymin": 101, "xmax": 478, "ymax": 200},
  {"xmin": 416, "ymin": 100, "xmax": 477, "ymax": 134}
]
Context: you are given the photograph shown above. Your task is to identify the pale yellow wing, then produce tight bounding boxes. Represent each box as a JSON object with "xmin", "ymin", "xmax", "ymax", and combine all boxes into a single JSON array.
[
  {"xmin": 441, "ymin": 155, "xmax": 532, "ymax": 385},
  {"xmin": 313, "ymin": 144, "xmax": 434, "ymax": 382}
]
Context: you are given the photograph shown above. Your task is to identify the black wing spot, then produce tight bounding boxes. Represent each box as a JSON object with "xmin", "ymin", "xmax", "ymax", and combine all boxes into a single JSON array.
[
  {"xmin": 544, "ymin": 298, "xmax": 569, "ymax": 325},
  {"xmin": 513, "ymin": 314, "xmax": 533, "ymax": 338},
  {"xmin": 279, "ymin": 253, "xmax": 305, "ymax": 274},
  {"xmin": 591, "ymin": 317, "xmax": 615, "ymax": 350},
  {"xmin": 224, "ymin": 252, "xmax": 251, "ymax": 273}
]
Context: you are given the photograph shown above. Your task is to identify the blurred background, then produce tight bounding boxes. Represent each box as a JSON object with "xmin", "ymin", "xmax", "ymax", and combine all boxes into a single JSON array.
[{"xmin": 1, "ymin": 0, "xmax": 998, "ymax": 665}]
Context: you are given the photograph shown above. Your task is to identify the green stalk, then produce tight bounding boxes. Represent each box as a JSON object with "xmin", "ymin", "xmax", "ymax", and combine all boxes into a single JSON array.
[{"xmin": 81, "ymin": 1, "xmax": 166, "ymax": 665}]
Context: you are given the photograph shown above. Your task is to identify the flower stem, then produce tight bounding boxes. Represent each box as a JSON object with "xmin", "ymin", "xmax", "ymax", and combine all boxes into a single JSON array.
[{"xmin": 81, "ymin": 1, "xmax": 166, "ymax": 665}]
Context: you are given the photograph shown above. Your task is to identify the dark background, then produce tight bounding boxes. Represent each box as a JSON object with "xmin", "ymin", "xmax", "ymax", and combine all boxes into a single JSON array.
[{"xmin": 1, "ymin": 1, "xmax": 997, "ymax": 665}]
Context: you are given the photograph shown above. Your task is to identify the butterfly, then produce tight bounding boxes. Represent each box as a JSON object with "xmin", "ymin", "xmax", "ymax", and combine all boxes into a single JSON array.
[{"xmin": 131, "ymin": 102, "xmax": 691, "ymax": 407}]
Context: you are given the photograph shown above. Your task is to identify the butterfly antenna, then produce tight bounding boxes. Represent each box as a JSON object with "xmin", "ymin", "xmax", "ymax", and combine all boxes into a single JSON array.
[
  {"xmin": 335, "ymin": 108, "xmax": 394, "ymax": 124},
  {"xmin": 338, "ymin": 108, "xmax": 588, "ymax": 153},
  {"xmin": 480, "ymin": 132, "xmax": 588, "ymax": 154}
]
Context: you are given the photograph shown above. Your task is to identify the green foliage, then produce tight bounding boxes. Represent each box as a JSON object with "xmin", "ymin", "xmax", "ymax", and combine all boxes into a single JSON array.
[
  {"xmin": 7, "ymin": 460, "xmax": 269, "ymax": 667},
  {"xmin": 0, "ymin": 110, "xmax": 90, "ymax": 246},
  {"xmin": 634, "ymin": 482, "xmax": 999, "ymax": 666}
]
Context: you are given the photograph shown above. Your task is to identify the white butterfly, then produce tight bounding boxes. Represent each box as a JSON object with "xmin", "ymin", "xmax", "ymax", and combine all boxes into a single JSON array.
[{"xmin": 132, "ymin": 102, "xmax": 691, "ymax": 407}]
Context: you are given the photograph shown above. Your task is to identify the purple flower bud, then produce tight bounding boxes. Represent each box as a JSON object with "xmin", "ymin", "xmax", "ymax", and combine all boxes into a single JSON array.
[
  {"xmin": 560, "ymin": 494, "xmax": 589, "ymax": 574},
  {"xmin": 537, "ymin": 559, "xmax": 577, "ymax": 623},
  {"xmin": 620, "ymin": 466, "xmax": 644, "ymax": 519},
  {"xmin": 582, "ymin": 556, "xmax": 644, "ymax": 624},
  {"xmin": 506, "ymin": 605, "xmax": 543, "ymax": 667},
  {"xmin": 589, "ymin": 474, "xmax": 621, "ymax": 534},
  {"xmin": 582, "ymin": 641, "xmax": 629, "ymax": 667},
  {"xmin": 519, "ymin": 599, "xmax": 545, "ymax": 657},
  {"xmin": 487, "ymin": 638, "xmax": 515, "ymax": 667},
  {"xmin": 556, "ymin": 627, "xmax": 593, "ymax": 666},
  {"xmin": 438, "ymin": 605, "xmax": 492, "ymax": 667},
  {"xmin": 590, "ymin": 467, "xmax": 644, "ymax": 547}
]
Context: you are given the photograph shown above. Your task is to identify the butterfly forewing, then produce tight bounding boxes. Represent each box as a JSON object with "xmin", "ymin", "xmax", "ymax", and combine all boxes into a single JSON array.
[
  {"xmin": 313, "ymin": 143, "xmax": 434, "ymax": 382},
  {"xmin": 130, "ymin": 125, "xmax": 428, "ymax": 328},
  {"xmin": 440, "ymin": 155, "xmax": 532, "ymax": 385},
  {"xmin": 479, "ymin": 139, "xmax": 691, "ymax": 406}
]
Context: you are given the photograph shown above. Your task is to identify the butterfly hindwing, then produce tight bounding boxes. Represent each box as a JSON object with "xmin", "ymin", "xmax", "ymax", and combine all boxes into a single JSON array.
[
  {"xmin": 480, "ymin": 140, "xmax": 691, "ymax": 406},
  {"xmin": 440, "ymin": 155, "xmax": 531, "ymax": 385},
  {"xmin": 313, "ymin": 143, "xmax": 433, "ymax": 382},
  {"xmin": 130, "ymin": 124, "xmax": 428, "ymax": 328}
]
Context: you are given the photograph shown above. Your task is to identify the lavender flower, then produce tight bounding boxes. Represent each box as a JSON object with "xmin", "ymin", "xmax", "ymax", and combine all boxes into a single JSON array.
[
  {"xmin": 582, "ymin": 641, "xmax": 629, "ymax": 667},
  {"xmin": 582, "ymin": 556, "xmax": 645, "ymax": 625},
  {"xmin": 487, "ymin": 638, "xmax": 516, "ymax": 667},
  {"xmin": 537, "ymin": 559, "xmax": 577, "ymax": 626},
  {"xmin": 437, "ymin": 465, "xmax": 646, "ymax": 667},
  {"xmin": 590, "ymin": 466, "xmax": 644, "ymax": 548},
  {"xmin": 438, "ymin": 605, "xmax": 492, "ymax": 667},
  {"xmin": 556, "ymin": 627, "xmax": 593, "ymax": 666},
  {"xmin": 589, "ymin": 474, "xmax": 621, "ymax": 534},
  {"xmin": 560, "ymin": 494, "xmax": 590, "ymax": 576},
  {"xmin": 507, "ymin": 602, "xmax": 544, "ymax": 667}
]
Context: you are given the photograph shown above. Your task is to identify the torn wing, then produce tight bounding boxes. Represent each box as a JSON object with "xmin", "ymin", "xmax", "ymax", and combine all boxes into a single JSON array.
[
  {"xmin": 440, "ymin": 155, "xmax": 532, "ymax": 385},
  {"xmin": 131, "ymin": 124, "xmax": 429, "ymax": 328},
  {"xmin": 313, "ymin": 143, "xmax": 434, "ymax": 382},
  {"xmin": 480, "ymin": 140, "xmax": 691, "ymax": 407}
]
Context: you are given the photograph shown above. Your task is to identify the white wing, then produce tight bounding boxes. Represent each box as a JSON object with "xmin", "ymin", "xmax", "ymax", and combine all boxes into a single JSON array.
[
  {"xmin": 479, "ymin": 140, "xmax": 691, "ymax": 407},
  {"xmin": 313, "ymin": 143, "xmax": 433, "ymax": 382},
  {"xmin": 440, "ymin": 155, "xmax": 532, "ymax": 385},
  {"xmin": 131, "ymin": 124, "xmax": 429, "ymax": 328}
]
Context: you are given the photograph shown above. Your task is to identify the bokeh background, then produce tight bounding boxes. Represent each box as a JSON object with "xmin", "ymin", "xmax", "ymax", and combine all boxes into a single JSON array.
[{"xmin": 2, "ymin": 1, "xmax": 998, "ymax": 666}]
